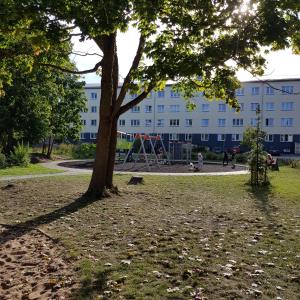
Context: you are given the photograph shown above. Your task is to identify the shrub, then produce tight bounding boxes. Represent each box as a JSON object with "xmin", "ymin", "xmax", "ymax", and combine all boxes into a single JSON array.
[
  {"xmin": 289, "ymin": 159, "xmax": 299, "ymax": 169},
  {"xmin": 73, "ymin": 143, "xmax": 96, "ymax": 159},
  {"xmin": 53, "ymin": 143, "xmax": 76, "ymax": 157},
  {"xmin": 235, "ymin": 153, "xmax": 248, "ymax": 164},
  {"xmin": 9, "ymin": 142, "xmax": 30, "ymax": 167},
  {"xmin": 0, "ymin": 153, "xmax": 7, "ymax": 169},
  {"xmin": 203, "ymin": 151, "xmax": 222, "ymax": 161}
]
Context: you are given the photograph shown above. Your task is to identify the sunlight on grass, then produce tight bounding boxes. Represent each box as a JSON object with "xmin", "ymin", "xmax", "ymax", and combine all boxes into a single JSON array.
[{"xmin": 0, "ymin": 164, "xmax": 64, "ymax": 176}]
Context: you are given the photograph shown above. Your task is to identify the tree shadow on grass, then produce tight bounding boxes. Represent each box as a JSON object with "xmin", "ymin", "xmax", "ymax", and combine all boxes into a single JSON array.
[
  {"xmin": 73, "ymin": 267, "xmax": 112, "ymax": 300},
  {"xmin": 246, "ymin": 184, "xmax": 278, "ymax": 224},
  {"xmin": 0, "ymin": 194, "xmax": 101, "ymax": 245}
]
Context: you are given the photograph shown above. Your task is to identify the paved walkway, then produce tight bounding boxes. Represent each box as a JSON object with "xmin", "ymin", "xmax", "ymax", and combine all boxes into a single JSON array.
[{"xmin": 0, "ymin": 160, "xmax": 249, "ymax": 182}]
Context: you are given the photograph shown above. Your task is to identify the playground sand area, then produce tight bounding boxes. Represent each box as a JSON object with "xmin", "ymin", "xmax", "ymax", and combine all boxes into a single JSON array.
[
  {"xmin": 59, "ymin": 160, "xmax": 247, "ymax": 173},
  {"xmin": 0, "ymin": 224, "xmax": 77, "ymax": 299}
]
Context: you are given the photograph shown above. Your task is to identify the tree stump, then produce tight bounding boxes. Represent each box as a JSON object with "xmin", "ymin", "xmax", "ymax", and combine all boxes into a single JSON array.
[{"xmin": 128, "ymin": 176, "xmax": 144, "ymax": 185}]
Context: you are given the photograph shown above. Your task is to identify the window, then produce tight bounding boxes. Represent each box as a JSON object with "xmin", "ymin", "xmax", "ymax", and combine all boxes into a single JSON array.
[
  {"xmin": 91, "ymin": 119, "xmax": 97, "ymax": 126},
  {"xmin": 91, "ymin": 106, "xmax": 97, "ymax": 113},
  {"xmin": 251, "ymin": 87, "xmax": 260, "ymax": 95},
  {"xmin": 251, "ymin": 118, "xmax": 258, "ymax": 127},
  {"xmin": 232, "ymin": 134, "xmax": 241, "ymax": 141},
  {"xmin": 80, "ymin": 133, "xmax": 85, "ymax": 139},
  {"xmin": 201, "ymin": 103, "xmax": 210, "ymax": 112},
  {"xmin": 239, "ymin": 103, "xmax": 244, "ymax": 111},
  {"xmin": 131, "ymin": 119, "xmax": 140, "ymax": 127},
  {"xmin": 157, "ymin": 105, "xmax": 165, "ymax": 113},
  {"xmin": 170, "ymin": 90, "xmax": 180, "ymax": 98},
  {"xmin": 218, "ymin": 103, "xmax": 226, "ymax": 112},
  {"xmin": 119, "ymin": 119, "xmax": 125, "ymax": 126},
  {"xmin": 265, "ymin": 102, "xmax": 275, "ymax": 111},
  {"xmin": 170, "ymin": 119, "xmax": 180, "ymax": 127},
  {"xmin": 218, "ymin": 119, "xmax": 226, "ymax": 127},
  {"xmin": 91, "ymin": 92, "xmax": 97, "ymax": 100},
  {"xmin": 280, "ymin": 134, "xmax": 293, "ymax": 142},
  {"xmin": 185, "ymin": 134, "xmax": 192, "ymax": 142},
  {"xmin": 265, "ymin": 118, "xmax": 274, "ymax": 127},
  {"xmin": 281, "ymin": 118, "xmax": 293, "ymax": 127},
  {"xmin": 185, "ymin": 119, "xmax": 192, "ymax": 127},
  {"xmin": 201, "ymin": 134, "xmax": 209, "ymax": 141},
  {"xmin": 145, "ymin": 119, "xmax": 152, "ymax": 127},
  {"xmin": 145, "ymin": 105, "xmax": 152, "ymax": 113},
  {"xmin": 232, "ymin": 118, "xmax": 243, "ymax": 127},
  {"xmin": 282, "ymin": 85, "xmax": 293, "ymax": 94},
  {"xmin": 157, "ymin": 119, "xmax": 164, "ymax": 127},
  {"xmin": 265, "ymin": 134, "xmax": 274, "ymax": 142},
  {"xmin": 170, "ymin": 105, "xmax": 180, "ymax": 112},
  {"xmin": 169, "ymin": 133, "xmax": 179, "ymax": 141},
  {"xmin": 236, "ymin": 88, "xmax": 244, "ymax": 96},
  {"xmin": 217, "ymin": 134, "xmax": 226, "ymax": 141},
  {"xmin": 131, "ymin": 106, "xmax": 140, "ymax": 113},
  {"xmin": 281, "ymin": 102, "xmax": 294, "ymax": 111},
  {"xmin": 201, "ymin": 119, "xmax": 209, "ymax": 127},
  {"xmin": 82, "ymin": 119, "xmax": 86, "ymax": 126},
  {"xmin": 251, "ymin": 103, "xmax": 260, "ymax": 111},
  {"xmin": 91, "ymin": 133, "xmax": 97, "ymax": 139},
  {"xmin": 266, "ymin": 86, "xmax": 274, "ymax": 95},
  {"xmin": 157, "ymin": 90, "xmax": 165, "ymax": 98}
]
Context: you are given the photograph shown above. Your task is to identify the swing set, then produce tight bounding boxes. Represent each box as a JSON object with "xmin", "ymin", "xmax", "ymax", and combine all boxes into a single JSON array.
[{"xmin": 122, "ymin": 134, "xmax": 170, "ymax": 171}]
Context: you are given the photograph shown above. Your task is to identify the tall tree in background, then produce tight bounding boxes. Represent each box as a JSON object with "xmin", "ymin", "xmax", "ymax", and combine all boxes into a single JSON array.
[
  {"xmin": 0, "ymin": 67, "xmax": 86, "ymax": 155},
  {"xmin": 2, "ymin": 0, "xmax": 300, "ymax": 197}
]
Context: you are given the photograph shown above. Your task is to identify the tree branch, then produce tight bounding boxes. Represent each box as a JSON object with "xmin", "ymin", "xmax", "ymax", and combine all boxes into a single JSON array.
[
  {"xmin": 114, "ymin": 34, "xmax": 146, "ymax": 113},
  {"xmin": 117, "ymin": 82, "xmax": 156, "ymax": 116},
  {"xmin": 71, "ymin": 51, "xmax": 103, "ymax": 58},
  {"xmin": 40, "ymin": 60, "xmax": 103, "ymax": 75}
]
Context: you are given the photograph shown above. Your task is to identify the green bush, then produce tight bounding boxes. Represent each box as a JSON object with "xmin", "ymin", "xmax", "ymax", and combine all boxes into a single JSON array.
[
  {"xmin": 0, "ymin": 153, "xmax": 7, "ymax": 169},
  {"xmin": 289, "ymin": 159, "xmax": 299, "ymax": 169},
  {"xmin": 235, "ymin": 153, "xmax": 248, "ymax": 164},
  {"xmin": 203, "ymin": 151, "xmax": 223, "ymax": 161},
  {"xmin": 53, "ymin": 143, "xmax": 76, "ymax": 157},
  {"xmin": 9, "ymin": 142, "xmax": 30, "ymax": 167},
  {"xmin": 73, "ymin": 143, "xmax": 96, "ymax": 159}
]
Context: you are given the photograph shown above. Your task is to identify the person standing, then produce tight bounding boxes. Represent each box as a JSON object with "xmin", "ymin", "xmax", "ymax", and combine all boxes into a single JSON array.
[
  {"xmin": 198, "ymin": 152, "xmax": 204, "ymax": 170},
  {"xmin": 231, "ymin": 150, "xmax": 236, "ymax": 169},
  {"xmin": 223, "ymin": 151, "xmax": 229, "ymax": 166}
]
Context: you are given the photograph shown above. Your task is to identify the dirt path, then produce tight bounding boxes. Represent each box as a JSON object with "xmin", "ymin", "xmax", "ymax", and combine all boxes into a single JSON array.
[{"xmin": 0, "ymin": 225, "xmax": 77, "ymax": 299}]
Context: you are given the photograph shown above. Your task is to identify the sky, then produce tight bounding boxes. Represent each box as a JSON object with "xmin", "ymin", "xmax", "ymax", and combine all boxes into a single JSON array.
[{"xmin": 71, "ymin": 28, "xmax": 300, "ymax": 84}]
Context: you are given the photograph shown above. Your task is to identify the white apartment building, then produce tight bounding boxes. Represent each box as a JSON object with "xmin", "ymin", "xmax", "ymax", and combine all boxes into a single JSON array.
[{"xmin": 81, "ymin": 79, "xmax": 300, "ymax": 154}]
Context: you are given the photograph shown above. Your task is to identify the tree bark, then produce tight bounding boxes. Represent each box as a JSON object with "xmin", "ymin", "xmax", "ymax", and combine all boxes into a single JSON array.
[
  {"xmin": 42, "ymin": 139, "xmax": 46, "ymax": 155},
  {"xmin": 86, "ymin": 34, "xmax": 116, "ymax": 197},
  {"xmin": 106, "ymin": 117, "xmax": 118, "ymax": 188},
  {"xmin": 46, "ymin": 136, "xmax": 54, "ymax": 158}
]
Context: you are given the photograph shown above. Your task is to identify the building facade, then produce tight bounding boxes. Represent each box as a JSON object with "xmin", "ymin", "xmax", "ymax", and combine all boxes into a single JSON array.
[{"xmin": 81, "ymin": 79, "xmax": 300, "ymax": 154}]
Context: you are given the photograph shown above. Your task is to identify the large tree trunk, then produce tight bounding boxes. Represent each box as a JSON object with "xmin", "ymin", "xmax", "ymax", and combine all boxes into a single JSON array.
[
  {"xmin": 86, "ymin": 34, "xmax": 117, "ymax": 198},
  {"xmin": 106, "ymin": 117, "xmax": 118, "ymax": 188}
]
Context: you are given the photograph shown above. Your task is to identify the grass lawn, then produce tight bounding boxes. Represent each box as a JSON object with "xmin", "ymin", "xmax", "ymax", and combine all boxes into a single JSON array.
[
  {"xmin": 0, "ymin": 163, "xmax": 64, "ymax": 176},
  {"xmin": 0, "ymin": 167, "xmax": 299, "ymax": 299}
]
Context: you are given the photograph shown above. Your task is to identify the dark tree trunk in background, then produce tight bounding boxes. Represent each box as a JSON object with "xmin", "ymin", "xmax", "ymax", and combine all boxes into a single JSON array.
[
  {"xmin": 46, "ymin": 136, "xmax": 54, "ymax": 158},
  {"xmin": 42, "ymin": 139, "xmax": 47, "ymax": 155}
]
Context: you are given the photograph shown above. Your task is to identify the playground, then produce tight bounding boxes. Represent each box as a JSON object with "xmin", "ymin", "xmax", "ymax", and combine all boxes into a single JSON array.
[
  {"xmin": 59, "ymin": 160, "xmax": 247, "ymax": 173},
  {"xmin": 60, "ymin": 133, "xmax": 247, "ymax": 173}
]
